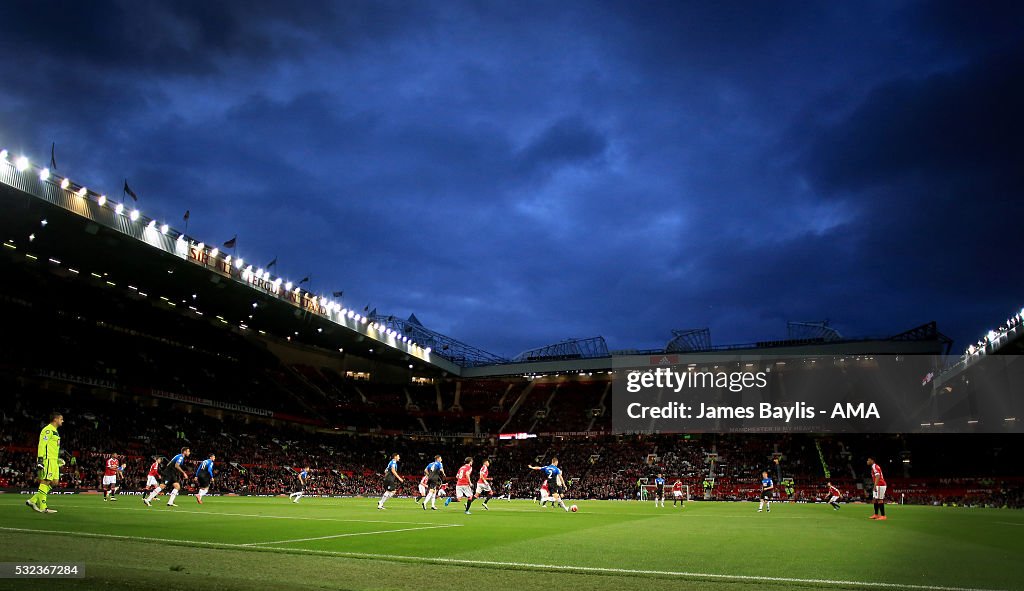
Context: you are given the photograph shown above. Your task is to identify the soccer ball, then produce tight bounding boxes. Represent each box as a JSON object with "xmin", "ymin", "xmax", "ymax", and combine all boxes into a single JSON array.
[{"xmin": 570, "ymin": 505, "xmax": 578, "ymax": 512}]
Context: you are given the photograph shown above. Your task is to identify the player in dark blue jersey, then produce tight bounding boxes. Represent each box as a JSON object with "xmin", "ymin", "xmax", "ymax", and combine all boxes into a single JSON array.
[
  {"xmin": 421, "ymin": 455, "xmax": 446, "ymax": 510},
  {"xmin": 378, "ymin": 454, "xmax": 404, "ymax": 510},
  {"xmin": 758, "ymin": 471, "xmax": 774, "ymax": 513},
  {"xmin": 144, "ymin": 447, "xmax": 190, "ymax": 507},
  {"xmin": 289, "ymin": 466, "xmax": 310, "ymax": 503},
  {"xmin": 529, "ymin": 458, "xmax": 570, "ymax": 512},
  {"xmin": 195, "ymin": 453, "xmax": 215, "ymax": 505},
  {"xmin": 654, "ymin": 474, "xmax": 666, "ymax": 508}
]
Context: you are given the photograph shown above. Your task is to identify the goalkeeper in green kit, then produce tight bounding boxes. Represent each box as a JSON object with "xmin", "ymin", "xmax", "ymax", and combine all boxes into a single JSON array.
[{"xmin": 26, "ymin": 411, "xmax": 63, "ymax": 514}]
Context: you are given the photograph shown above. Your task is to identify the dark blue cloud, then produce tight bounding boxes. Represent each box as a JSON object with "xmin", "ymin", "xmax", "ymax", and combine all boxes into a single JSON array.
[{"xmin": 0, "ymin": 1, "xmax": 1019, "ymax": 357}]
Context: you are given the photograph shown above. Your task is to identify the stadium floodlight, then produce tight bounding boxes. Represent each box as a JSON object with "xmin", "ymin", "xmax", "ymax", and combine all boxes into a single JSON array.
[
  {"xmin": 285, "ymin": 281, "xmax": 293, "ymax": 291},
  {"xmin": 235, "ymin": 258, "xmax": 244, "ymax": 269},
  {"xmin": 39, "ymin": 168, "xmax": 50, "ymax": 181},
  {"xmin": 210, "ymin": 248, "xmax": 219, "ymax": 258},
  {"xmin": 77, "ymin": 187, "xmax": 88, "ymax": 197},
  {"xmin": 196, "ymin": 242, "xmax": 205, "ymax": 251},
  {"xmin": 161, "ymin": 223, "xmax": 169, "ymax": 235},
  {"xmin": 347, "ymin": 310, "xmax": 355, "ymax": 319},
  {"xmin": 0, "ymin": 149, "xmax": 7, "ymax": 160},
  {"xmin": 15, "ymin": 156, "xmax": 29, "ymax": 171},
  {"xmin": 294, "ymin": 287, "xmax": 301, "ymax": 294},
  {"xmin": 361, "ymin": 317, "xmax": 368, "ymax": 324},
  {"xmin": 129, "ymin": 209, "xmax": 140, "ymax": 221},
  {"xmin": 256, "ymin": 268, "xmax": 264, "ymax": 278},
  {"xmin": 60, "ymin": 178, "xmax": 70, "ymax": 190},
  {"xmin": 987, "ymin": 330, "xmax": 998, "ymax": 342},
  {"xmin": 147, "ymin": 219, "xmax": 156, "ymax": 229},
  {"xmin": 115, "ymin": 203, "xmax": 124, "ymax": 215},
  {"xmin": 425, "ymin": 347, "xmax": 432, "ymax": 354},
  {"xmin": 97, "ymin": 195, "xmax": 106, "ymax": 206}
]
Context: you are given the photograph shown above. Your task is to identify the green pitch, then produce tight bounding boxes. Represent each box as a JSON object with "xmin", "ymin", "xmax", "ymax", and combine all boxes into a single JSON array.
[{"xmin": 0, "ymin": 495, "xmax": 1021, "ymax": 591}]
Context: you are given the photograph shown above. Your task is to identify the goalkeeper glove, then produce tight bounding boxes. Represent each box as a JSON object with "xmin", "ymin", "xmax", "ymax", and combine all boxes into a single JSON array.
[{"xmin": 37, "ymin": 458, "xmax": 44, "ymax": 470}]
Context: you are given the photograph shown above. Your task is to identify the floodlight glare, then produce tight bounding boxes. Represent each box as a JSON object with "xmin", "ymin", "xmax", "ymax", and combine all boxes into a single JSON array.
[
  {"xmin": 77, "ymin": 187, "xmax": 88, "ymax": 197},
  {"xmin": 39, "ymin": 168, "xmax": 50, "ymax": 181},
  {"xmin": 129, "ymin": 209, "xmax": 140, "ymax": 221},
  {"xmin": 161, "ymin": 224, "xmax": 169, "ymax": 234},
  {"xmin": 115, "ymin": 203, "xmax": 124, "ymax": 215},
  {"xmin": 60, "ymin": 178, "xmax": 70, "ymax": 190},
  {"xmin": 97, "ymin": 195, "xmax": 107, "ymax": 206},
  {"xmin": 15, "ymin": 156, "xmax": 29, "ymax": 171}
]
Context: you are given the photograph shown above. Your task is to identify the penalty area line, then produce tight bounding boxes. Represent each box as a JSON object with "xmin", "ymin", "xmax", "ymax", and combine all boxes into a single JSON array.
[{"xmin": 0, "ymin": 526, "xmax": 1008, "ymax": 591}]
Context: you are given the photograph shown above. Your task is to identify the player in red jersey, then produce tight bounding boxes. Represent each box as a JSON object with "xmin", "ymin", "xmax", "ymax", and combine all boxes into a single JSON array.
[
  {"xmin": 145, "ymin": 457, "xmax": 163, "ymax": 497},
  {"xmin": 868, "ymin": 458, "xmax": 887, "ymax": 520},
  {"xmin": 415, "ymin": 474, "xmax": 429, "ymax": 502},
  {"xmin": 826, "ymin": 481, "xmax": 842, "ymax": 510},
  {"xmin": 452, "ymin": 457, "xmax": 475, "ymax": 514},
  {"xmin": 475, "ymin": 459, "xmax": 493, "ymax": 511},
  {"xmin": 672, "ymin": 479, "xmax": 685, "ymax": 507},
  {"xmin": 538, "ymin": 479, "xmax": 551, "ymax": 507},
  {"xmin": 102, "ymin": 454, "xmax": 122, "ymax": 501}
]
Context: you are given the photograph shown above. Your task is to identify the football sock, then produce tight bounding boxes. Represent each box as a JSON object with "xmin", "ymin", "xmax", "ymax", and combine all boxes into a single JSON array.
[
  {"xmin": 33, "ymin": 483, "xmax": 51, "ymax": 509},
  {"xmin": 168, "ymin": 489, "xmax": 179, "ymax": 504},
  {"xmin": 879, "ymin": 503, "xmax": 885, "ymax": 517}
]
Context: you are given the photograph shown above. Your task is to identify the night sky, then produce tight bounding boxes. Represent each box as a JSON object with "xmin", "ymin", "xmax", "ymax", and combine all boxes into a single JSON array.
[{"xmin": 1, "ymin": 1, "xmax": 1021, "ymax": 358}]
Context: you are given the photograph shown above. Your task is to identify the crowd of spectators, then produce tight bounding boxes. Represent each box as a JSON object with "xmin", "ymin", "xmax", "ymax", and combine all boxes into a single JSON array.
[{"xmin": 2, "ymin": 378, "xmax": 1021, "ymax": 508}]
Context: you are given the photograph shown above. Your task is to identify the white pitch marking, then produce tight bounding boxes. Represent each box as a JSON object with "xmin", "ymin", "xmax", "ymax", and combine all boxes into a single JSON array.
[
  {"xmin": 0, "ymin": 526, "xmax": 1009, "ymax": 591},
  {"xmin": 243, "ymin": 523, "xmax": 462, "ymax": 546},
  {"xmin": 53, "ymin": 502, "xmax": 451, "ymax": 526}
]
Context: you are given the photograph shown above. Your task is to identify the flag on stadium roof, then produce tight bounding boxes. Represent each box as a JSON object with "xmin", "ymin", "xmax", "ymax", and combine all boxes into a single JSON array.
[
  {"xmin": 223, "ymin": 235, "xmax": 237, "ymax": 249},
  {"xmin": 266, "ymin": 257, "xmax": 277, "ymax": 269},
  {"xmin": 123, "ymin": 179, "xmax": 138, "ymax": 201},
  {"xmin": 50, "ymin": 142, "xmax": 57, "ymax": 170}
]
